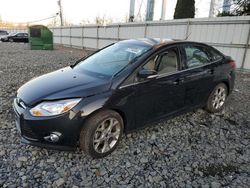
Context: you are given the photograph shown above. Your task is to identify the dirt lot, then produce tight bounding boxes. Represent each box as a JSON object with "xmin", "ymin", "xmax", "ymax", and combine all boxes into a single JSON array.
[{"xmin": 0, "ymin": 43, "xmax": 250, "ymax": 187}]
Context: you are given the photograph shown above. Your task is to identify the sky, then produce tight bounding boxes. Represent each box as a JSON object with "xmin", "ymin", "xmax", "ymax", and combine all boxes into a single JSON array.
[{"xmin": 0, "ymin": 0, "xmax": 223, "ymax": 25}]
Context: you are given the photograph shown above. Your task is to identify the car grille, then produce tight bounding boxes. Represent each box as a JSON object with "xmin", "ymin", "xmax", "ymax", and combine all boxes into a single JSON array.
[{"xmin": 21, "ymin": 122, "xmax": 38, "ymax": 140}]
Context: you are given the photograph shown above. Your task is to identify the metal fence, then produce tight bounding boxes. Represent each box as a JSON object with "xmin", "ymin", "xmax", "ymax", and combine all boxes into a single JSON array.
[{"xmin": 2, "ymin": 16, "xmax": 250, "ymax": 69}]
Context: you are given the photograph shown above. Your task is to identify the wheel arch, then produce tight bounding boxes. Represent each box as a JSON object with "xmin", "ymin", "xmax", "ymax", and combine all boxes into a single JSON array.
[
  {"xmin": 80, "ymin": 107, "xmax": 127, "ymax": 132},
  {"xmin": 221, "ymin": 80, "xmax": 230, "ymax": 95}
]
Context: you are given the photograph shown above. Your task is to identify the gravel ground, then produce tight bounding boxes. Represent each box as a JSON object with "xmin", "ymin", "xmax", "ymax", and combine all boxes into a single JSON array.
[{"xmin": 0, "ymin": 43, "xmax": 250, "ymax": 187}]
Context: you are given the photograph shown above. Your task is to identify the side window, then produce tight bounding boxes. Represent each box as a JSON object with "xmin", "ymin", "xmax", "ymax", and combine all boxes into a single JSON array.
[
  {"xmin": 142, "ymin": 48, "xmax": 178, "ymax": 75},
  {"xmin": 121, "ymin": 48, "xmax": 179, "ymax": 86},
  {"xmin": 184, "ymin": 45, "xmax": 210, "ymax": 68},
  {"xmin": 207, "ymin": 47, "xmax": 223, "ymax": 61}
]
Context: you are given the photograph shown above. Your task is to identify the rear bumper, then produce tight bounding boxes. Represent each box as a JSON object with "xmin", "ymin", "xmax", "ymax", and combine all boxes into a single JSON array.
[
  {"xmin": 228, "ymin": 69, "xmax": 236, "ymax": 94},
  {"xmin": 13, "ymin": 98, "xmax": 84, "ymax": 149}
]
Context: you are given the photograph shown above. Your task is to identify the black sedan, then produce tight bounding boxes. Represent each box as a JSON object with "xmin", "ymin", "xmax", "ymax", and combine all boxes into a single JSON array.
[
  {"xmin": 1, "ymin": 32, "xmax": 28, "ymax": 43},
  {"xmin": 13, "ymin": 38, "xmax": 235, "ymax": 158}
]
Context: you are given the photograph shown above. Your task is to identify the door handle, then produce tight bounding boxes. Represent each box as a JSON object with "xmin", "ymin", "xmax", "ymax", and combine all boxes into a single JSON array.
[
  {"xmin": 172, "ymin": 78, "xmax": 184, "ymax": 85},
  {"xmin": 208, "ymin": 69, "xmax": 214, "ymax": 74}
]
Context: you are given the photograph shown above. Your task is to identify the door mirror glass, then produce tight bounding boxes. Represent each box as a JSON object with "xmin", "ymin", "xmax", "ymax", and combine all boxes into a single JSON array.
[{"xmin": 138, "ymin": 69, "xmax": 157, "ymax": 79}]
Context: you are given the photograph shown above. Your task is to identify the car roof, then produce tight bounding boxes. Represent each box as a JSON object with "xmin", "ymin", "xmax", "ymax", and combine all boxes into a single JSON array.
[{"xmin": 119, "ymin": 38, "xmax": 207, "ymax": 49}]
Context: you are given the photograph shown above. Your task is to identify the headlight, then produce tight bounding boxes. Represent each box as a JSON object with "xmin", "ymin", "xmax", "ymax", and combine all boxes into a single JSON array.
[{"xmin": 30, "ymin": 98, "xmax": 81, "ymax": 117}]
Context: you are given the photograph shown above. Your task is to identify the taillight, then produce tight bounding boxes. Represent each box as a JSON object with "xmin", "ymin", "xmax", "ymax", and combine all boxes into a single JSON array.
[{"xmin": 228, "ymin": 60, "xmax": 236, "ymax": 69}]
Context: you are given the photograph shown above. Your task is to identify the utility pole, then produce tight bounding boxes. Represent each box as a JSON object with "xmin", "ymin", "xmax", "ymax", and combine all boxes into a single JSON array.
[
  {"xmin": 129, "ymin": 0, "xmax": 135, "ymax": 22},
  {"xmin": 146, "ymin": 0, "xmax": 155, "ymax": 21},
  {"xmin": 209, "ymin": 0, "xmax": 215, "ymax": 17},
  {"xmin": 160, "ymin": 0, "xmax": 167, "ymax": 20},
  {"xmin": 58, "ymin": 0, "xmax": 63, "ymax": 26}
]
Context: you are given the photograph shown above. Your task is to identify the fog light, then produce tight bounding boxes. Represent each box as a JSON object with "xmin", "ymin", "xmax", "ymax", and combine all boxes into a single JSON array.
[{"xmin": 44, "ymin": 132, "xmax": 62, "ymax": 142}]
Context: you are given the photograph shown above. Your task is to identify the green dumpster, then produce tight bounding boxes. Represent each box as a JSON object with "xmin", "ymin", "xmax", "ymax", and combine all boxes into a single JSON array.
[{"xmin": 29, "ymin": 25, "xmax": 53, "ymax": 50}]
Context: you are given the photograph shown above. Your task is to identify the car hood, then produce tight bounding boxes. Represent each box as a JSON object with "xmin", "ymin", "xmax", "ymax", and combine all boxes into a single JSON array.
[{"xmin": 17, "ymin": 66, "xmax": 112, "ymax": 106}]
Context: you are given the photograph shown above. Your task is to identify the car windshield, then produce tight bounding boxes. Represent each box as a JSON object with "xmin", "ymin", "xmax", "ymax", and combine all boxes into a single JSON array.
[
  {"xmin": 8, "ymin": 32, "xmax": 16, "ymax": 36},
  {"xmin": 74, "ymin": 43, "xmax": 151, "ymax": 77}
]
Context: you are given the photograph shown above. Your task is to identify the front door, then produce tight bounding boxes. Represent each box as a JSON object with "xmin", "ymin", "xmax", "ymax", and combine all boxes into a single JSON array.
[{"xmin": 134, "ymin": 47, "xmax": 186, "ymax": 126}]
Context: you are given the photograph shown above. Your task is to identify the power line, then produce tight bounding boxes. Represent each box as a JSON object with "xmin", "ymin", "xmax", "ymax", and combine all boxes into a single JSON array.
[
  {"xmin": 27, "ymin": 14, "xmax": 58, "ymax": 24},
  {"xmin": 1, "ymin": 14, "xmax": 58, "ymax": 25}
]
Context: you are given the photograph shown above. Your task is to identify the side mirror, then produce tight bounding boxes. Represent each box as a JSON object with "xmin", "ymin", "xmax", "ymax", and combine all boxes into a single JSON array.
[{"xmin": 138, "ymin": 69, "xmax": 157, "ymax": 79}]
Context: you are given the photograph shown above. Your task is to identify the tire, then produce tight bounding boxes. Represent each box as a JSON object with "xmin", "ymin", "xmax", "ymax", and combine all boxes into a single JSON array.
[
  {"xmin": 79, "ymin": 110, "xmax": 124, "ymax": 158},
  {"xmin": 9, "ymin": 38, "xmax": 14, "ymax": 42},
  {"xmin": 206, "ymin": 83, "xmax": 228, "ymax": 113}
]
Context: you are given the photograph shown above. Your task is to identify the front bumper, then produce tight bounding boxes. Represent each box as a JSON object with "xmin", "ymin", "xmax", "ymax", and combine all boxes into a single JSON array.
[
  {"xmin": 21, "ymin": 137, "xmax": 75, "ymax": 151},
  {"xmin": 0, "ymin": 38, "xmax": 8, "ymax": 42},
  {"xmin": 13, "ymin": 98, "xmax": 84, "ymax": 150}
]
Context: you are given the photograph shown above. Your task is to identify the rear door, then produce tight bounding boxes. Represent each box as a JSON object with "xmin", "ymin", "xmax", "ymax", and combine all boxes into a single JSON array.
[{"xmin": 180, "ymin": 44, "xmax": 217, "ymax": 107}]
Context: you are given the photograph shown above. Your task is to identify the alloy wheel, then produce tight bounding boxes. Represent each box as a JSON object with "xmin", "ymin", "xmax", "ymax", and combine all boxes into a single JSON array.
[
  {"xmin": 212, "ymin": 86, "xmax": 226, "ymax": 109},
  {"xmin": 93, "ymin": 117, "xmax": 121, "ymax": 153}
]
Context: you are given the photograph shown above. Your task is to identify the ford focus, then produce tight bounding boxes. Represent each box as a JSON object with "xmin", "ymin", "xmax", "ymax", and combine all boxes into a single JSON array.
[{"xmin": 13, "ymin": 38, "xmax": 235, "ymax": 158}]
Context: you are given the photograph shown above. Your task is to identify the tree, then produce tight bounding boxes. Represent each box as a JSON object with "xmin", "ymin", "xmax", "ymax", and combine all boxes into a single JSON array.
[
  {"xmin": 218, "ymin": 0, "xmax": 250, "ymax": 16},
  {"xmin": 95, "ymin": 15, "xmax": 113, "ymax": 25},
  {"xmin": 174, "ymin": 0, "xmax": 195, "ymax": 19}
]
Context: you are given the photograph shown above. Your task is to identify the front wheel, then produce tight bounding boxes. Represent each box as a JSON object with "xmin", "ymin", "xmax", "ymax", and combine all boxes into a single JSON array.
[
  {"xmin": 9, "ymin": 38, "xmax": 14, "ymax": 42},
  {"xmin": 80, "ymin": 110, "xmax": 124, "ymax": 158},
  {"xmin": 206, "ymin": 83, "xmax": 228, "ymax": 113}
]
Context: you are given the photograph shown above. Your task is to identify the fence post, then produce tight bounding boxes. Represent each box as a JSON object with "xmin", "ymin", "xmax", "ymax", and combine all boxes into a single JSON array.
[
  {"xmin": 69, "ymin": 27, "xmax": 72, "ymax": 47},
  {"xmin": 82, "ymin": 26, "xmax": 84, "ymax": 49},
  {"xmin": 117, "ymin": 24, "xmax": 120, "ymax": 41},
  {"xmin": 144, "ymin": 23, "xmax": 148, "ymax": 37},
  {"xmin": 185, "ymin": 20, "xmax": 191, "ymax": 40},
  {"xmin": 60, "ymin": 27, "xmax": 62, "ymax": 45},
  {"xmin": 241, "ymin": 22, "xmax": 250, "ymax": 69},
  {"xmin": 97, "ymin": 25, "xmax": 99, "ymax": 49}
]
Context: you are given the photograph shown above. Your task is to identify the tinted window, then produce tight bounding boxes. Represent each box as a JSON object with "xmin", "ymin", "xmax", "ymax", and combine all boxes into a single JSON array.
[
  {"xmin": 143, "ymin": 48, "xmax": 178, "ymax": 75},
  {"xmin": 184, "ymin": 45, "xmax": 210, "ymax": 68},
  {"xmin": 74, "ymin": 43, "xmax": 151, "ymax": 77}
]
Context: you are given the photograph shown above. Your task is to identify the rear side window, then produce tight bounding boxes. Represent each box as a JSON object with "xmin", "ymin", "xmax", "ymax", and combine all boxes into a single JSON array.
[
  {"xmin": 184, "ymin": 45, "xmax": 210, "ymax": 68},
  {"xmin": 207, "ymin": 47, "xmax": 223, "ymax": 61}
]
